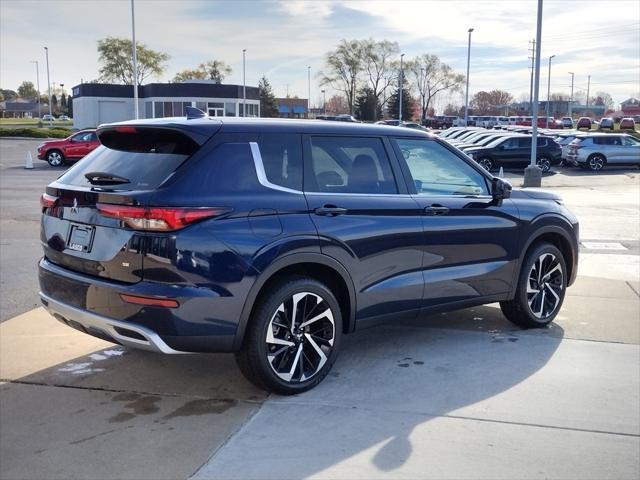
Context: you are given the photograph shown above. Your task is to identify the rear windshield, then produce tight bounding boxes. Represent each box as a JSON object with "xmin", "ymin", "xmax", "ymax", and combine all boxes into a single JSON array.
[{"xmin": 57, "ymin": 146, "xmax": 188, "ymax": 190}]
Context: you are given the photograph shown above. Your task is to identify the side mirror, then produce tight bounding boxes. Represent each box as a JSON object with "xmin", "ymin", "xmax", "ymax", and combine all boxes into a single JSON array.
[{"xmin": 491, "ymin": 177, "xmax": 512, "ymax": 201}]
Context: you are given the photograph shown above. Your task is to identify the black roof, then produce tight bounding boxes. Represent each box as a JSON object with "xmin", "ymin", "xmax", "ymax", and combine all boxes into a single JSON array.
[
  {"xmin": 100, "ymin": 116, "xmax": 432, "ymax": 138},
  {"xmin": 72, "ymin": 82, "xmax": 259, "ymax": 100}
]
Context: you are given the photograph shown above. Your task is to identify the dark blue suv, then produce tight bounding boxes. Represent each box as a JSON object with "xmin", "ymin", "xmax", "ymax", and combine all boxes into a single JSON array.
[{"xmin": 39, "ymin": 116, "xmax": 579, "ymax": 394}]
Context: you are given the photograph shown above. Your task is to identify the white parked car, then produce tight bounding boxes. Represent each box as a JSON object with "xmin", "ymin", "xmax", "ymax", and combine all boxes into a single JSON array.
[{"xmin": 567, "ymin": 134, "xmax": 640, "ymax": 170}]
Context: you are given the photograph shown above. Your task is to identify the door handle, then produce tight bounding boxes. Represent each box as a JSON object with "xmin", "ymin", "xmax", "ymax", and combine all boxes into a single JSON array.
[
  {"xmin": 424, "ymin": 205, "xmax": 450, "ymax": 216},
  {"xmin": 315, "ymin": 205, "xmax": 348, "ymax": 216}
]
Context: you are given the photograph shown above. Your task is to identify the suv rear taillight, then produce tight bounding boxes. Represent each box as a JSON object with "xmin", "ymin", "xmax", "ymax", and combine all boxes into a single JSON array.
[
  {"xmin": 40, "ymin": 193, "xmax": 58, "ymax": 209},
  {"xmin": 96, "ymin": 203, "xmax": 230, "ymax": 231}
]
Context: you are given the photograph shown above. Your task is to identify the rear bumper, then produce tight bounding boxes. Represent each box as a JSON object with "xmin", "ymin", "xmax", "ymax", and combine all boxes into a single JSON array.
[
  {"xmin": 40, "ymin": 292, "xmax": 184, "ymax": 354},
  {"xmin": 38, "ymin": 257, "xmax": 239, "ymax": 353}
]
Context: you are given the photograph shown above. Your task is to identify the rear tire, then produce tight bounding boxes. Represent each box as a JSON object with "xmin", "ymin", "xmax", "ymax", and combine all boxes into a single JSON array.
[
  {"xmin": 235, "ymin": 276, "xmax": 342, "ymax": 395},
  {"xmin": 587, "ymin": 154, "xmax": 606, "ymax": 171},
  {"xmin": 46, "ymin": 149, "xmax": 65, "ymax": 167},
  {"xmin": 536, "ymin": 156, "xmax": 551, "ymax": 172},
  {"xmin": 500, "ymin": 242, "xmax": 567, "ymax": 328}
]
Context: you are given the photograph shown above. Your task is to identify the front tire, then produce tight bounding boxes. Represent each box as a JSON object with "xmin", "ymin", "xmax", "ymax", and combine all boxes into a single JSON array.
[
  {"xmin": 46, "ymin": 149, "xmax": 65, "ymax": 167},
  {"xmin": 235, "ymin": 276, "xmax": 342, "ymax": 395},
  {"xmin": 477, "ymin": 157, "xmax": 493, "ymax": 172},
  {"xmin": 500, "ymin": 242, "xmax": 567, "ymax": 328}
]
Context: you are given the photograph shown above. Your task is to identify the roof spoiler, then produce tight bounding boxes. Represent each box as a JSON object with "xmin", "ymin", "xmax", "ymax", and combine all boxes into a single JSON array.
[{"xmin": 185, "ymin": 106, "xmax": 207, "ymax": 120}]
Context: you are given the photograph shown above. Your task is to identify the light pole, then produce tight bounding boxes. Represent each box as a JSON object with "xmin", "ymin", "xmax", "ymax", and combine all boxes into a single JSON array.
[
  {"xmin": 586, "ymin": 74, "xmax": 591, "ymax": 108},
  {"xmin": 60, "ymin": 83, "xmax": 65, "ymax": 114},
  {"xmin": 43, "ymin": 46, "xmax": 52, "ymax": 125},
  {"xmin": 242, "ymin": 49, "xmax": 246, "ymax": 117},
  {"xmin": 464, "ymin": 27, "xmax": 474, "ymax": 126},
  {"xmin": 30, "ymin": 60, "xmax": 41, "ymax": 118},
  {"xmin": 546, "ymin": 54, "xmax": 555, "ymax": 126},
  {"xmin": 398, "ymin": 53, "xmax": 405, "ymax": 122},
  {"xmin": 568, "ymin": 71, "xmax": 574, "ymax": 118},
  {"xmin": 321, "ymin": 89, "xmax": 326, "ymax": 115},
  {"xmin": 307, "ymin": 66, "xmax": 311, "ymax": 119},
  {"xmin": 131, "ymin": 0, "xmax": 138, "ymax": 119},
  {"xmin": 524, "ymin": 0, "xmax": 543, "ymax": 188},
  {"xmin": 420, "ymin": 67, "xmax": 425, "ymax": 122}
]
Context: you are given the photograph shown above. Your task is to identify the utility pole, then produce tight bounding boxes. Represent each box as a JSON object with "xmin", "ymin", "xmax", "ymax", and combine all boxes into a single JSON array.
[
  {"xmin": 528, "ymin": 39, "xmax": 535, "ymax": 115},
  {"xmin": 568, "ymin": 71, "xmax": 574, "ymax": 118},
  {"xmin": 43, "ymin": 46, "xmax": 52, "ymax": 126},
  {"xmin": 131, "ymin": 0, "xmax": 138, "ymax": 119},
  {"xmin": 546, "ymin": 54, "xmax": 555, "ymax": 126},
  {"xmin": 464, "ymin": 28, "xmax": 474, "ymax": 126},
  {"xmin": 321, "ymin": 89, "xmax": 326, "ymax": 115},
  {"xmin": 30, "ymin": 60, "xmax": 41, "ymax": 118},
  {"xmin": 524, "ymin": 0, "xmax": 543, "ymax": 188},
  {"xmin": 586, "ymin": 74, "xmax": 591, "ymax": 108},
  {"xmin": 399, "ymin": 53, "xmax": 405, "ymax": 122}
]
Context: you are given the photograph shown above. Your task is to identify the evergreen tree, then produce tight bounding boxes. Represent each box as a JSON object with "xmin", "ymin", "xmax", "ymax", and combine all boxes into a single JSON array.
[
  {"xmin": 67, "ymin": 96, "xmax": 73, "ymax": 117},
  {"xmin": 61, "ymin": 93, "xmax": 67, "ymax": 111},
  {"xmin": 387, "ymin": 87, "xmax": 415, "ymax": 121},
  {"xmin": 258, "ymin": 76, "xmax": 278, "ymax": 118},
  {"xmin": 355, "ymin": 87, "xmax": 381, "ymax": 121}
]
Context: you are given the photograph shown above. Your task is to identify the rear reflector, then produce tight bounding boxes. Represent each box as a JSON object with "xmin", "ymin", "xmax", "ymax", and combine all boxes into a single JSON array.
[
  {"xmin": 120, "ymin": 294, "xmax": 179, "ymax": 308},
  {"xmin": 40, "ymin": 193, "xmax": 59, "ymax": 209},
  {"xmin": 96, "ymin": 203, "xmax": 229, "ymax": 231}
]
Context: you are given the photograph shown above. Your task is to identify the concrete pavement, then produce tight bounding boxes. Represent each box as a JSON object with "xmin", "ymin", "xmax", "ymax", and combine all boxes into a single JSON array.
[{"xmin": 0, "ymin": 138, "xmax": 638, "ymax": 479}]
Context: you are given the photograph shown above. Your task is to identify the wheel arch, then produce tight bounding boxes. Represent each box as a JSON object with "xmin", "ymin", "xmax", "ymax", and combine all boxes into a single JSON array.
[
  {"xmin": 518, "ymin": 221, "xmax": 578, "ymax": 288},
  {"xmin": 233, "ymin": 253, "xmax": 357, "ymax": 350}
]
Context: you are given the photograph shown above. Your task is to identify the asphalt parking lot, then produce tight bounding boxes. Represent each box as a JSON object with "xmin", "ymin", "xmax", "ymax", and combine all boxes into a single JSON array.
[{"xmin": 1, "ymin": 137, "xmax": 639, "ymax": 479}]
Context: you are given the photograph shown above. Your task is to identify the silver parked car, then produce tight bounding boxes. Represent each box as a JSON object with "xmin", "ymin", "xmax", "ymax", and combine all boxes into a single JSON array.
[{"xmin": 566, "ymin": 134, "xmax": 640, "ymax": 171}]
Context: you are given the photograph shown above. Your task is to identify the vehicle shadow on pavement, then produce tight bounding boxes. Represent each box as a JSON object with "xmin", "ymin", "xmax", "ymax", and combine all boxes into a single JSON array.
[{"xmin": 192, "ymin": 305, "xmax": 572, "ymax": 479}]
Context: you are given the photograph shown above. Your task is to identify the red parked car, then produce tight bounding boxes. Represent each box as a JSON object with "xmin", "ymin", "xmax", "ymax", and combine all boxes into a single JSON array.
[{"xmin": 37, "ymin": 129, "xmax": 100, "ymax": 167}]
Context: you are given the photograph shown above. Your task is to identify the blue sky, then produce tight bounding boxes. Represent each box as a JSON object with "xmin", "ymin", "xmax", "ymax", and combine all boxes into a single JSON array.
[{"xmin": 1, "ymin": 0, "xmax": 638, "ymax": 112}]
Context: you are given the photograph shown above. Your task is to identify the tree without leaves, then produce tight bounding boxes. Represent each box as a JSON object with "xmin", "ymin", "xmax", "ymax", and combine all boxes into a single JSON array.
[
  {"xmin": 409, "ymin": 54, "xmax": 465, "ymax": 121},
  {"xmin": 470, "ymin": 90, "xmax": 514, "ymax": 115},
  {"xmin": 325, "ymin": 94, "xmax": 349, "ymax": 115},
  {"xmin": 17, "ymin": 81, "xmax": 38, "ymax": 99},
  {"xmin": 361, "ymin": 39, "xmax": 399, "ymax": 112},
  {"xmin": 97, "ymin": 37, "xmax": 169, "ymax": 84},
  {"xmin": 258, "ymin": 76, "xmax": 279, "ymax": 118},
  {"xmin": 549, "ymin": 92, "xmax": 570, "ymax": 101},
  {"xmin": 319, "ymin": 39, "xmax": 365, "ymax": 115},
  {"xmin": 593, "ymin": 91, "xmax": 614, "ymax": 110},
  {"xmin": 443, "ymin": 103, "xmax": 464, "ymax": 116}
]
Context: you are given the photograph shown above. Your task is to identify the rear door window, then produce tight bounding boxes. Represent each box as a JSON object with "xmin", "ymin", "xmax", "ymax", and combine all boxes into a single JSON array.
[{"xmin": 307, "ymin": 136, "xmax": 397, "ymax": 194}]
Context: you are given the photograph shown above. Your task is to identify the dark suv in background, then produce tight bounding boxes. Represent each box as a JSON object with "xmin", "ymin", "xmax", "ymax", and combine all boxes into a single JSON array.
[
  {"xmin": 465, "ymin": 135, "xmax": 562, "ymax": 172},
  {"xmin": 39, "ymin": 115, "xmax": 579, "ymax": 394}
]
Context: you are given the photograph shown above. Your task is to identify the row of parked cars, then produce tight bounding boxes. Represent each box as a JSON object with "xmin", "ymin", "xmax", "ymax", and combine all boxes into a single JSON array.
[
  {"xmin": 427, "ymin": 114, "xmax": 639, "ymax": 131},
  {"xmin": 439, "ymin": 126, "xmax": 640, "ymax": 172}
]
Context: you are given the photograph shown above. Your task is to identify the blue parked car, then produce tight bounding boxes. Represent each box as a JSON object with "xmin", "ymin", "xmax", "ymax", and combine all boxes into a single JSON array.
[{"xmin": 39, "ymin": 113, "xmax": 579, "ymax": 394}]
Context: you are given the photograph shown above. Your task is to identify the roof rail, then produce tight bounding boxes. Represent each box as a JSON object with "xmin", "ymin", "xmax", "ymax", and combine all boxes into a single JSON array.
[{"xmin": 185, "ymin": 106, "xmax": 207, "ymax": 120}]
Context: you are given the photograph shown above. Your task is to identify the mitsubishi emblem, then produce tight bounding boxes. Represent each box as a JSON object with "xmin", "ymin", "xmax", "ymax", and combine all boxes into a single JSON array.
[{"xmin": 70, "ymin": 197, "xmax": 79, "ymax": 214}]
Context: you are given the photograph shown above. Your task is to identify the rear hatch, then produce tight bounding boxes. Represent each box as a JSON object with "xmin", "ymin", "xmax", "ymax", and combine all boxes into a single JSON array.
[{"xmin": 40, "ymin": 123, "xmax": 218, "ymax": 283}]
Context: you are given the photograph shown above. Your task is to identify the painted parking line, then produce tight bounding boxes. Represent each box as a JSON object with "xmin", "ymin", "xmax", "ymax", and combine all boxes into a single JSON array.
[{"xmin": 581, "ymin": 241, "xmax": 628, "ymax": 251}]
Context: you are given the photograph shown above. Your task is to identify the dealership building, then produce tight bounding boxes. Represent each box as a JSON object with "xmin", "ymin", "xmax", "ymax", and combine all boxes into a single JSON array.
[{"xmin": 71, "ymin": 81, "xmax": 260, "ymax": 129}]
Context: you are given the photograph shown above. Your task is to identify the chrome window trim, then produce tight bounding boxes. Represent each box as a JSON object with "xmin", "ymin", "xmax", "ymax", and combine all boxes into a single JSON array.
[{"xmin": 249, "ymin": 141, "xmax": 303, "ymax": 194}]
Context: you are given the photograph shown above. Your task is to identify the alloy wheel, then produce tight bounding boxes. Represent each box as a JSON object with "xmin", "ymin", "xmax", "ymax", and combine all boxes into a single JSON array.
[
  {"xmin": 527, "ymin": 253, "xmax": 564, "ymax": 319},
  {"xmin": 266, "ymin": 292, "xmax": 335, "ymax": 383},
  {"xmin": 588, "ymin": 156, "xmax": 604, "ymax": 171},
  {"xmin": 478, "ymin": 158, "xmax": 493, "ymax": 171},
  {"xmin": 48, "ymin": 152, "xmax": 62, "ymax": 166},
  {"xmin": 536, "ymin": 157, "xmax": 551, "ymax": 172}
]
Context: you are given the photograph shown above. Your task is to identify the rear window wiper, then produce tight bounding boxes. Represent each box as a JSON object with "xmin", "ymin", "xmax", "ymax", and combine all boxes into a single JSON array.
[{"xmin": 84, "ymin": 171, "xmax": 131, "ymax": 185}]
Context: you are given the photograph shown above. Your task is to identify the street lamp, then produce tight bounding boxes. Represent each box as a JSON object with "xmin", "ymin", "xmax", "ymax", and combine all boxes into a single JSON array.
[
  {"xmin": 464, "ymin": 27, "xmax": 474, "ymax": 126},
  {"xmin": 420, "ymin": 67, "xmax": 425, "ymax": 122},
  {"xmin": 43, "ymin": 46, "xmax": 52, "ymax": 125},
  {"xmin": 242, "ymin": 49, "xmax": 246, "ymax": 117},
  {"xmin": 546, "ymin": 54, "xmax": 555, "ymax": 126},
  {"xmin": 524, "ymin": 0, "xmax": 543, "ymax": 188},
  {"xmin": 30, "ymin": 60, "xmax": 41, "ymax": 118},
  {"xmin": 307, "ymin": 66, "xmax": 311, "ymax": 119},
  {"xmin": 130, "ymin": 0, "xmax": 138, "ymax": 119},
  {"xmin": 321, "ymin": 89, "xmax": 326, "ymax": 115},
  {"xmin": 568, "ymin": 71, "xmax": 574, "ymax": 118},
  {"xmin": 398, "ymin": 53, "xmax": 405, "ymax": 122}
]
